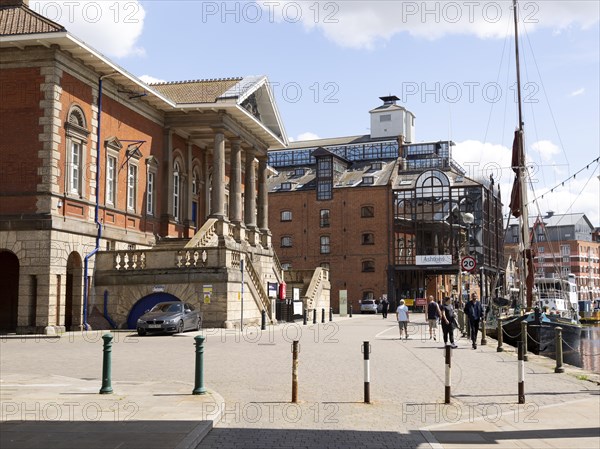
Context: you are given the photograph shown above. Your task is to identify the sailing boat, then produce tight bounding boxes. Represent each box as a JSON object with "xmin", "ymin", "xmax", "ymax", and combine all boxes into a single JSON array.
[{"xmin": 486, "ymin": 0, "xmax": 581, "ymax": 358}]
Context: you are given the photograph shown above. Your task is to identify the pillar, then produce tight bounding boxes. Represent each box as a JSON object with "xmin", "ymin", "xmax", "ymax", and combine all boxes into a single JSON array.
[
  {"xmin": 229, "ymin": 139, "xmax": 243, "ymax": 224},
  {"xmin": 257, "ymin": 156, "xmax": 268, "ymax": 232},
  {"xmin": 244, "ymin": 148, "xmax": 257, "ymax": 229},
  {"xmin": 211, "ymin": 131, "xmax": 226, "ymax": 219}
]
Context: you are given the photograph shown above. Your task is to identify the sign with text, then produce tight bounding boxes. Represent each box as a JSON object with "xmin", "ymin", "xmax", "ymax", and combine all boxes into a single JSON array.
[
  {"xmin": 203, "ymin": 285, "xmax": 212, "ymax": 304},
  {"xmin": 416, "ymin": 255, "xmax": 453, "ymax": 265},
  {"xmin": 461, "ymin": 256, "xmax": 477, "ymax": 272}
]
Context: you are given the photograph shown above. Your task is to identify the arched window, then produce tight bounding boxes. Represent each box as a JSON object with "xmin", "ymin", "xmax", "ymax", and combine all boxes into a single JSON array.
[{"xmin": 65, "ymin": 105, "xmax": 89, "ymax": 196}]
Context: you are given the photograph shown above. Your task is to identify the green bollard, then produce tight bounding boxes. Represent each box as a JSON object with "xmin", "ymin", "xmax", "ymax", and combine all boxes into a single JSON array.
[
  {"xmin": 554, "ymin": 327, "xmax": 565, "ymax": 373},
  {"xmin": 193, "ymin": 335, "xmax": 207, "ymax": 395},
  {"xmin": 99, "ymin": 333, "xmax": 113, "ymax": 394}
]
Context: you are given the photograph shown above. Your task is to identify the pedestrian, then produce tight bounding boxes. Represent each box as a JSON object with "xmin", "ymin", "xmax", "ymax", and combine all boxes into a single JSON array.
[
  {"xmin": 464, "ymin": 292, "xmax": 483, "ymax": 349},
  {"xmin": 396, "ymin": 299, "xmax": 410, "ymax": 340},
  {"xmin": 425, "ymin": 295, "xmax": 441, "ymax": 340},
  {"xmin": 381, "ymin": 297, "xmax": 389, "ymax": 319},
  {"xmin": 440, "ymin": 297, "xmax": 458, "ymax": 348}
]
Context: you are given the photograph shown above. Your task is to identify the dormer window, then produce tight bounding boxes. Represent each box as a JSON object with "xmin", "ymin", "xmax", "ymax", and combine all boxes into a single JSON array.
[
  {"xmin": 295, "ymin": 168, "xmax": 305, "ymax": 177},
  {"xmin": 362, "ymin": 176, "xmax": 374, "ymax": 185},
  {"xmin": 371, "ymin": 162, "xmax": 382, "ymax": 171},
  {"xmin": 281, "ymin": 182, "xmax": 292, "ymax": 191}
]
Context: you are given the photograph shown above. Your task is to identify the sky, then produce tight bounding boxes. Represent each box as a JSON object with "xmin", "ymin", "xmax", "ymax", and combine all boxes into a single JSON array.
[{"xmin": 29, "ymin": 0, "xmax": 600, "ymax": 226}]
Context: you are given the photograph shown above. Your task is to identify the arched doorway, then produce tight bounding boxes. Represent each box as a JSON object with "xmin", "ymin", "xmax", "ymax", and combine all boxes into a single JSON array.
[
  {"xmin": 126, "ymin": 293, "xmax": 181, "ymax": 329},
  {"xmin": 0, "ymin": 251, "xmax": 19, "ymax": 332},
  {"xmin": 65, "ymin": 252, "xmax": 83, "ymax": 330}
]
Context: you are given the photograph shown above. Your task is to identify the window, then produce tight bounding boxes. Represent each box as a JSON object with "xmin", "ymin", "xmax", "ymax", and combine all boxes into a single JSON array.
[
  {"xmin": 106, "ymin": 155, "xmax": 116, "ymax": 205},
  {"xmin": 362, "ymin": 260, "xmax": 375, "ymax": 272},
  {"xmin": 70, "ymin": 141, "xmax": 82, "ymax": 194},
  {"xmin": 380, "ymin": 114, "xmax": 391, "ymax": 122},
  {"xmin": 281, "ymin": 182, "xmax": 292, "ymax": 191},
  {"xmin": 192, "ymin": 173, "xmax": 198, "ymax": 195},
  {"xmin": 281, "ymin": 262, "xmax": 292, "ymax": 270},
  {"xmin": 320, "ymin": 236, "xmax": 330, "ymax": 254},
  {"xmin": 146, "ymin": 171, "xmax": 155, "ymax": 215},
  {"xmin": 320, "ymin": 262, "xmax": 330, "ymax": 270},
  {"xmin": 173, "ymin": 162, "xmax": 181, "ymax": 220},
  {"xmin": 561, "ymin": 266, "xmax": 570, "ymax": 276},
  {"xmin": 562, "ymin": 256, "xmax": 570, "ymax": 264},
  {"xmin": 538, "ymin": 247, "xmax": 544, "ymax": 253},
  {"xmin": 371, "ymin": 162, "xmax": 383, "ymax": 171},
  {"xmin": 317, "ymin": 180, "xmax": 332, "ymax": 200},
  {"xmin": 362, "ymin": 233, "xmax": 375, "ymax": 245},
  {"xmin": 361, "ymin": 206, "xmax": 374, "ymax": 218},
  {"xmin": 538, "ymin": 256, "xmax": 545, "ymax": 264},
  {"xmin": 127, "ymin": 164, "xmax": 137, "ymax": 211},
  {"xmin": 560, "ymin": 245, "xmax": 570, "ymax": 256},
  {"xmin": 281, "ymin": 210, "xmax": 292, "ymax": 222},
  {"xmin": 320, "ymin": 209, "xmax": 330, "ymax": 227},
  {"xmin": 362, "ymin": 176, "xmax": 374, "ymax": 185},
  {"xmin": 65, "ymin": 106, "xmax": 89, "ymax": 197},
  {"xmin": 281, "ymin": 236, "xmax": 293, "ymax": 248},
  {"xmin": 294, "ymin": 168, "xmax": 305, "ymax": 177},
  {"xmin": 362, "ymin": 291, "xmax": 374, "ymax": 300}
]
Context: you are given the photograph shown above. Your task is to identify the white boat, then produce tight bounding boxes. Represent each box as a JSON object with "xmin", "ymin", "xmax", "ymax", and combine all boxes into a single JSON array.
[{"xmin": 533, "ymin": 274, "xmax": 578, "ymax": 319}]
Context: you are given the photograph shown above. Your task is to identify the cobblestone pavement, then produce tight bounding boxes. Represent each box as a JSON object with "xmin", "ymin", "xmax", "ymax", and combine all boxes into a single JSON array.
[{"xmin": 1, "ymin": 315, "xmax": 598, "ymax": 449}]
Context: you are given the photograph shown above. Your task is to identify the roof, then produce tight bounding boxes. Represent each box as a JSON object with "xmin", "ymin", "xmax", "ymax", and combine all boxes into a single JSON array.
[
  {"xmin": 151, "ymin": 78, "xmax": 243, "ymax": 104},
  {"xmin": 536, "ymin": 213, "xmax": 592, "ymax": 228},
  {"xmin": 272, "ymin": 134, "xmax": 399, "ymax": 152},
  {"xmin": 0, "ymin": 1, "xmax": 65, "ymax": 35}
]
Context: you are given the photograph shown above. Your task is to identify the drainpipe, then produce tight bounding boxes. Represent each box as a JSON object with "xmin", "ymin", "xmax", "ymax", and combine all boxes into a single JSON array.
[{"xmin": 83, "ymin": 74, "xmax": 112, "ymax": 330}]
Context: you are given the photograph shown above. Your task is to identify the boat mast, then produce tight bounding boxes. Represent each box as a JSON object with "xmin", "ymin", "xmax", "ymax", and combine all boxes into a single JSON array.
[{"xmin": 512, "ymin": 0, "xmax": 532, "ymax": 309}]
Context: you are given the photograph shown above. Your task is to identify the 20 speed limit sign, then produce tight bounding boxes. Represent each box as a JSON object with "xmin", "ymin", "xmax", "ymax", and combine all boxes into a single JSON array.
[{"xmin": 461, "ymin": 256, "xmax": 476, "ymax": 272}]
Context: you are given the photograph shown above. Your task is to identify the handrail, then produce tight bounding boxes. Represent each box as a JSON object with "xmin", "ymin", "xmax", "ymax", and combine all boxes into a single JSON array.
[
  {"xmin": 245, "ymin": 256, "xmax": 272, "ymax": 318},
  {"xmin": 303, "ymin": 268, "xmax": 325, "ymax": 311},
  {"xmin": 272, "ymin": 250, "xmax": 284, "ymax": 283},
  {"xmin": 185, "ymin": 218, "xmax": 218, "ymax": 248}
]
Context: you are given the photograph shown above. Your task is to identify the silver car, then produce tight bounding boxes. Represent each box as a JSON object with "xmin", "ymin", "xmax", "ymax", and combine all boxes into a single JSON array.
[
  {"xmin": 136, "ymin": 301, "xmax": 201, "ymax": 336},
  {"xmin": 360, "ymin": 299, "xmax": 378, "ymax": 314}
]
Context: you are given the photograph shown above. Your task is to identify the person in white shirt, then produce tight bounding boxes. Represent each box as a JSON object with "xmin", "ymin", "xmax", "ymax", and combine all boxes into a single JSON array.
[{"xmin": 396, "ymin": 299, "xmax": 410, "ymax": 340}]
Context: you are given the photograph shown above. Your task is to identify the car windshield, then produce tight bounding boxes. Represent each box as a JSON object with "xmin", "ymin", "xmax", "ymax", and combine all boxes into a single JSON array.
[
  {"xmin": 151, "ymin": 303, "xmax": 182, "ymax": 313},
  {"xmin": 362, "ymin": 300, "xmax": 374, "ymax": 304}
]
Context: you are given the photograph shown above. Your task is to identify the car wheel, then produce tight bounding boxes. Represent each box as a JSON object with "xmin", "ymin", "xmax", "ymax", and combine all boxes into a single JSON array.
[
  {"xmin": 177, "ymin": 320, "xmax": 184, "ymax": 334},
  {"xmin": 137, "ymin": 328, "xmax": 146, "ymax": 336}
]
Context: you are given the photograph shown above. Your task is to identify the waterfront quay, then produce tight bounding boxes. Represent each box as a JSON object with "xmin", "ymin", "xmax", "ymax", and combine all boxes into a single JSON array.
[{"xmin": 1, "ymin": 314, "xmax": 599, "ymax": 449}]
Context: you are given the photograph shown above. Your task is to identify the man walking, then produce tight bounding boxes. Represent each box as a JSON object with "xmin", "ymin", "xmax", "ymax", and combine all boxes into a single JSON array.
[
  {"xmin": 425, "ymin": 295, "xmax": 441, "ymax": 340},
  {"xmin": 381, "ymin": 297, "xmax": 389, "ymax": 319},
  {"xmin": 396, "ymin": 299, "xmax": 410, "ymax": 340},
  {"xmin": 464, "ymin": 292, "xmax": 483, "ymax": 349}
]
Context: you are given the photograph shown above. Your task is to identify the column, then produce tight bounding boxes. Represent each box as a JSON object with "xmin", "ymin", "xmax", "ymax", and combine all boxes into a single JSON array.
[
  {"xmin": 244, "ymin": 148, "xmax": 257, "ymax": 229},
  {"xmin": 229, "ymin": 139, "xmax": 242, "ymax": 224},
  {"xmin": 210, "ymin": 131, "xmax": 226, "ymax": 219},
  {"xmin": 164, "ymin": 129, "xmax": 174, "ymax": 220},
  {"xmin": 257, "ymin": 156, "xmax": 268, "ymax": 231},
  {"xmin": 186, "ymin": 141, "xmax": 194, "ymax": 226}
]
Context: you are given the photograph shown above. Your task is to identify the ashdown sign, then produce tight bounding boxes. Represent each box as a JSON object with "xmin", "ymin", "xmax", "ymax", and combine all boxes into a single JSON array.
[{"xmin": 416, "ymin": 255, "xmax": 453, "ymax": 266}]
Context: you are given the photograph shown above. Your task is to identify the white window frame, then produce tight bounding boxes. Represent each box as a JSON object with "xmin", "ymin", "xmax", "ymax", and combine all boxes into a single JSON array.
[
  {"xmin": 173, "ymin": 162, "xmax": 181, "ymax": 221},
  {"xmin": 106, "ymin": 155, "xmax": 116, "ymax": 206},
  {"xmin": 127, "ymin": 163, "xmax": 137, "ymax": 211},
  {"xmin": 146, "ymin": 171, "xmax": 155, "ymax": 215},
  {"xmin": 65, "ymin": 106, "xmax": 89, "ymax": 198}
]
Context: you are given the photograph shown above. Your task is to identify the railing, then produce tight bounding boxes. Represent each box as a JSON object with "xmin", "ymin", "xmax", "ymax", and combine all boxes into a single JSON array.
[
  {"xmin": 185, "ymin": 218, "xmax": 218, "ymax": 248},
  {"xmin": 245, "ymin": 256, "xmax": 272, "ymax": 318},
  {"xmin": 175, "ymin": 249, "xmax": 203, "ymax": 268},
  {"xmin": 272, "ymin": 250, "xmax": 285, "ymax": 283},
  {"xmin": 113, "ymin": 251, "xmax": 146, "ymax": 270},
  {"xmin": 303, "ymin": 268, "xmax": 328, "ymax": 311}
]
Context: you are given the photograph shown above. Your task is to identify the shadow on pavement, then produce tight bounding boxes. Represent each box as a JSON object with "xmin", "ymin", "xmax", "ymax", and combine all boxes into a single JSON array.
[
  {"xmin": 0, "ymin": 420, "xmax": 212, "ymax": 449},
  {"xmin": 421, "ymin": 427, "xmax": 600, "ymax": 445}
]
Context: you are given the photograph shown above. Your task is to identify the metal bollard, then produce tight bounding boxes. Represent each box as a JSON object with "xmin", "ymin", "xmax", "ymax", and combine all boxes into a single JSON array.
[
  {"xmin": 349, "ymin": 304, "xmax": 353, "ymax": 318},
  {"xmin": 445, "ymin": 345, "xmax": 452, "ymax": 404},
  {"xmin": 520, "ymin": 321, "xmax": 528, "ymax": 362},
  {"xmin": 261, "ymin": 309, "xmax": 266, "ymax": 331},
  {"xmin": 518, "ymin": 341, "xmax": 525, "ymax": 404},
  {"xmin": 99, "ymin": 333, "xmax": 113, "ymax": 394},
  {"xmin": 292, "ymin": 340, "xmax": 299, "ymax": 403},
  {"xmin": 193, "ymin": 335, "xmax": 207, "ymax": 395},
  {"xmin": 497, "ymin": 319, "xmax": 504, "ymax": 352},
  {"xmin": 554, "ymin": 327, "xmax": 565, "ymax": 373},
  {"xmin": 303, "ymin": 308, "xmax": 307, "ymax": 325},
  {"xmin": 321, "ymin": 308, "xmax": 325, "ymax": 323},
  {"xmin": 362, "ymin": 341, "xmax": 371, "ymax": 403},
  {"xmin": 481, "ymin": 319, "xmax": 488, "ymax": 346},
  {"xmin": 329, "ymin": 307, "xmax": 333, "ymax": 322},
  {"xmin": 313, "ymin": 309, "xmax": 317, "ymax": 324}
]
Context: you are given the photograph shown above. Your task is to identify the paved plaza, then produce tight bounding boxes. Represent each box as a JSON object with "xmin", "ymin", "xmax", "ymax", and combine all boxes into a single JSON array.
[{"xmin": 1, "ymin": 315, "xmax": 599, "ymax": 448}]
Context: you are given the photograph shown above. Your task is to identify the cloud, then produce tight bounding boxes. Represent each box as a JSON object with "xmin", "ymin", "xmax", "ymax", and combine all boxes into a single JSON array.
[
  {"xmin": 262, "ymin": 1, "xmax": 600, "ymax": 49},
  {"xmin": 30, "ymin": 1, "xmax": 146, "ymax": 58},
  {"xmin": 453, "ymin": 140, "xmax": 600, "ymax": 226},
  {"xmin": 295, "ymin": 132, "xmax": 321, "ymax": 141},
  {"xmin": 569, "ymin": 88, "xmax": 585, "ymax": 97},
  {"xmin": 138, "ymin": 75, "xmax": 166, "ymax": 85},
  {"xmin": 530, "ymin": 140, "xmax": 560, "ymax": 162}
]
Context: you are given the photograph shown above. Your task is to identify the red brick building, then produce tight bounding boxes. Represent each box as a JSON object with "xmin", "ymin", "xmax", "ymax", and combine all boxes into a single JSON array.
[{"xmin": 0, "ymin": 0, "xmax": 295, "ymax": 333}]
